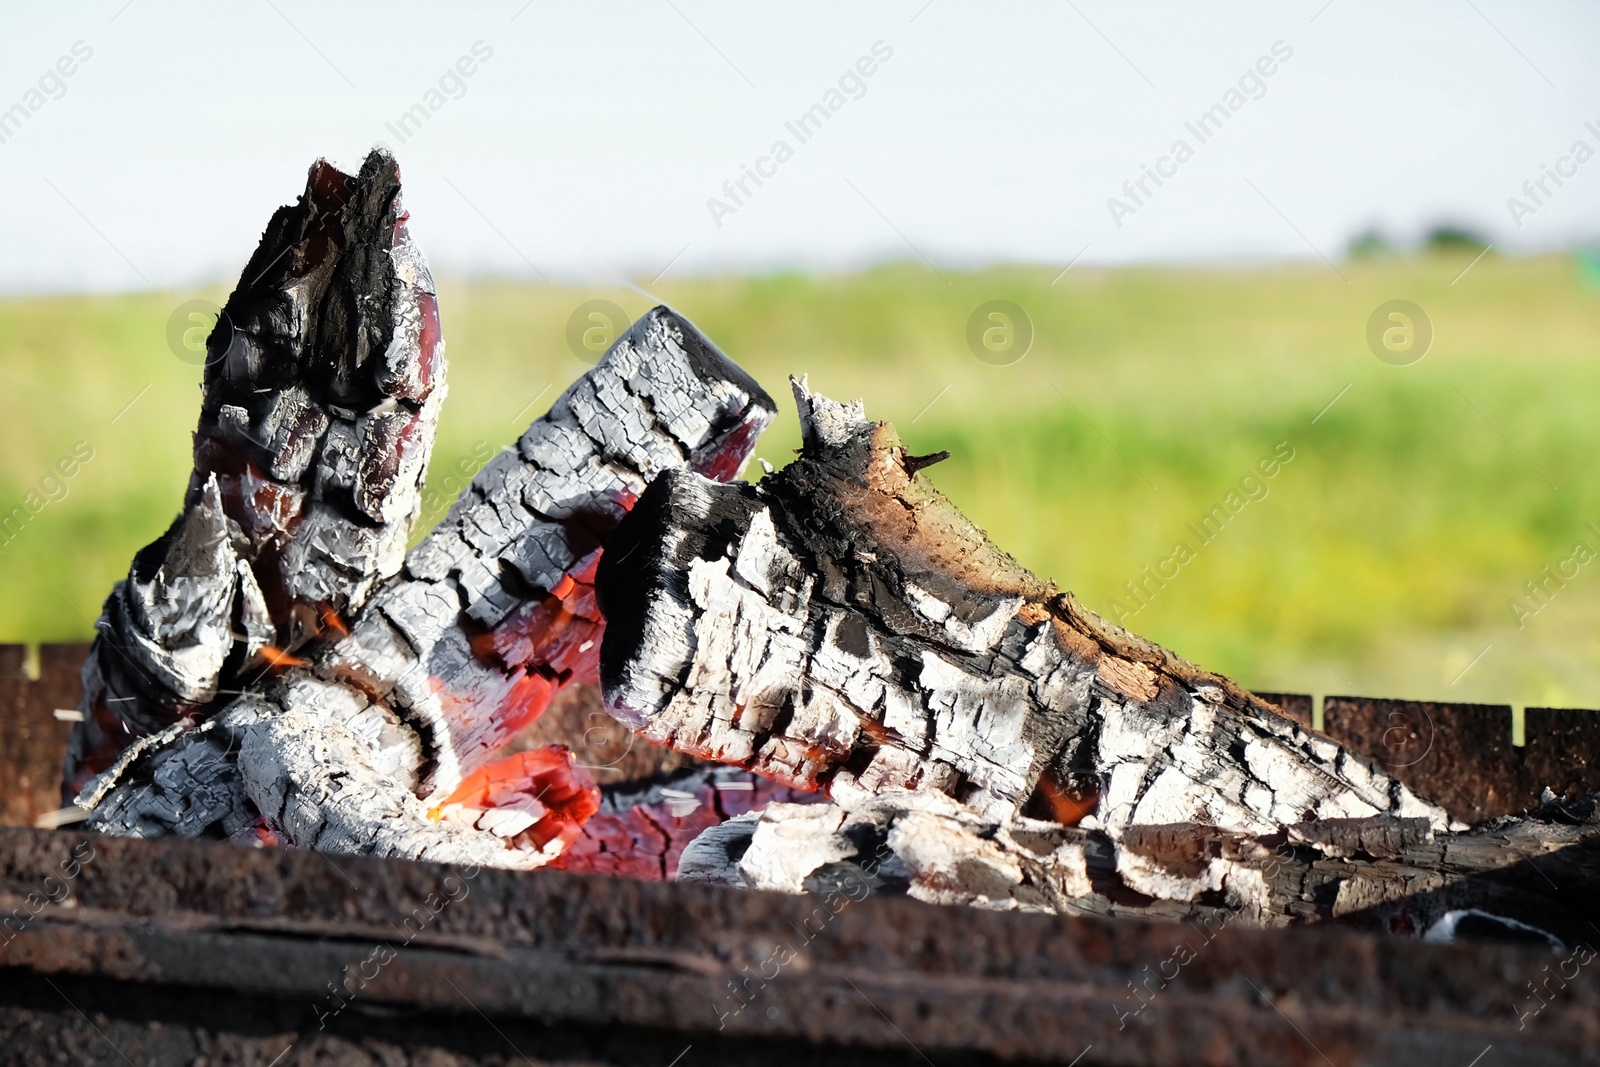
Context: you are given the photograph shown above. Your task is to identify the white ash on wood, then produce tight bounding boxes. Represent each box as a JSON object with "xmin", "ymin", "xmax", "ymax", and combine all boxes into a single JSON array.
[
  {"xmin": 57, "ymin": 154, "xmax": 1600, "ymax": 929},
  {"xmin": 598, "ymin": 378, "xmax": 1451, "ymax": 838},
  {"xmin": 69, "ymin": 154, "xmax": 775, "ymax": 867},
  {"xmin": 599, "ymin": 378, "xmax": 1600, "ymax": 928},
  {"xmin": 79, "ymin": 311, "xmax": 772, "ymax": 866},
  {"xmin": 65, "ymin": 149, "xmax": 445, "ymax": 801}
]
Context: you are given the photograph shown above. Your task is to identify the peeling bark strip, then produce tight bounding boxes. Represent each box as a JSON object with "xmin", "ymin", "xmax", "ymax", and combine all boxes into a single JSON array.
[
  {"xmin": 65, "ymin": 149, "xmax": 444, "ymax": 800},
  {"xmin": 81, "ymin": 309, "xmax": 775, "ymax": 867},
  {"xmin": 600, "ymin": 377, "xmax": 1452, "ymax": 846}
]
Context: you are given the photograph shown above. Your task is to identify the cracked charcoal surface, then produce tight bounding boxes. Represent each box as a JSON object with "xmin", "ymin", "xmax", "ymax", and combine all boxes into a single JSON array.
[
  {"xmin": 64, "ymin": 149, "xmax": 445, "ymax": 802},
  {"xmin": 83, "ymin": 307, "xmax": 776, "ymax": 870},
  {"xmin": 588, "ymin": 378, "xmax": 1600, "ymax": 924},
  {"xmin": 600, "ymin": 377, "xmax": 1453, "ymax": 838}
]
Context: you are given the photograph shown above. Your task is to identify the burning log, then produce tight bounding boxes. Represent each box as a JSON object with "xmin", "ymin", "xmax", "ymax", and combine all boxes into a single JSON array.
[
  {"xmin": 598, "ymin": 379, "xmax": 1600, "ymax": 927},
  {"xmin": 57, "ymin": 153, "xmax": 1599, "ymax": 925},
  {"xmin": 598, "ymin": 377, "xmax": 1452, "ymax": 834},
  {"xmin": 552, "ymin": 764, "xmax": 822, "ymax": 881},
  {"xmin": 69, "ymin": 153, "xmax": 775, "ymax": 866},
  {"xmin": 65, "ymin": 149, "xmax": 444, "ymax": 799},
  {"xmin": 78, "ymin": 310, "xmax": 772, "ymax": 865}
]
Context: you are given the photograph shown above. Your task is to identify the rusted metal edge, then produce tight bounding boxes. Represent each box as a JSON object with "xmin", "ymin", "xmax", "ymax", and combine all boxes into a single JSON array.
[
  {"xmin": 1256, "ymin": 692, "xmax": 1600, "ymax": 821},
  {"xmin": 0, "ymin": 644, "xmax": 88, "ymax": 829},
  {"xmin": 1, "ymin": 827, "xmax": 1596, "ymax": 1066}
]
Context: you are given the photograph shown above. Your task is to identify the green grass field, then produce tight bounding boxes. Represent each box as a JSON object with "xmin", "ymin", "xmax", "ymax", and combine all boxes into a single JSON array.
[{"xmin": 2, "ymin": 252, "xmax": 1597, "ymax": 710}]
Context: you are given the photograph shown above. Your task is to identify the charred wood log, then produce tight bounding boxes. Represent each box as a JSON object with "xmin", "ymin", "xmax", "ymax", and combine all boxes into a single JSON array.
[
  {"xmin": 599, "ymin": 377, "xmax": 1453, "ymax": 839},
  {"xmin": 64, "ymin": 149, "xmax": 444, "ymax": 799},
  {"xmin": 64, "ymin": 156, "xmax": 1597, "ymax": 918},
  {"xmin": 78, "ymin": 305, "xmax": 774, "ymax": 867},
  {"xmin": 597, "ymin": 379, "xmax": 1600, "ymax": 920}
]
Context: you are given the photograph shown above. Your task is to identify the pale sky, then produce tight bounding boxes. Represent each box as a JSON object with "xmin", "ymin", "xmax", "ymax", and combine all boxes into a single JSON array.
[{"xmin": 1, "ymin": 1, "xmax": 1596, "ymax": 293}]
